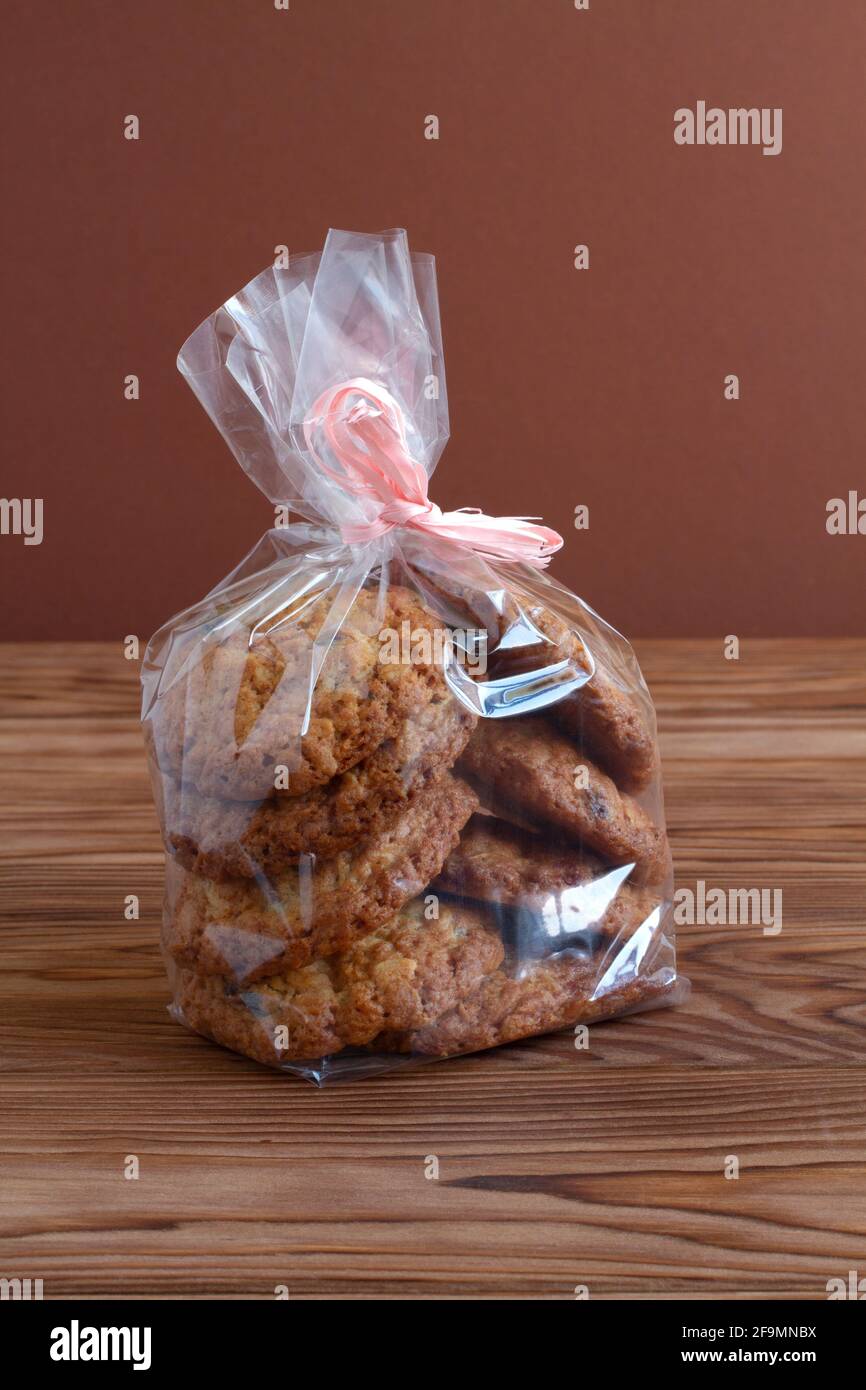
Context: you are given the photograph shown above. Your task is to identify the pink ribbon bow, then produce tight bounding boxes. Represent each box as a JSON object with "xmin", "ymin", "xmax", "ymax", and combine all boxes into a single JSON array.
[{"xmin": 302, "ymin": 378, "xmax": 563, "ymax": 568}]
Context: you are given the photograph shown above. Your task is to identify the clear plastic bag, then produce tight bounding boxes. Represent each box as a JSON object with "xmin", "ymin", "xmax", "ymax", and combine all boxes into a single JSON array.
[{"xmin": 142, "ymin": 229, "xmax": 684, "ymax": 1084}]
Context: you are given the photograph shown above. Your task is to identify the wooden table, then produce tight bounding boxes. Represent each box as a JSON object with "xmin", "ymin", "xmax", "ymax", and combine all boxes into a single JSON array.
[{"xmin": 1, "ymin": 640, "xmax": 864, "ymax": 1300}]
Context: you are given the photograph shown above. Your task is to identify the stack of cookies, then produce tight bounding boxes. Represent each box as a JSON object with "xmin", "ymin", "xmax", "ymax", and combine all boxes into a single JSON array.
[{"xmin": 147, "ymin": 581, "xmax": 675, "ymax": 1075}]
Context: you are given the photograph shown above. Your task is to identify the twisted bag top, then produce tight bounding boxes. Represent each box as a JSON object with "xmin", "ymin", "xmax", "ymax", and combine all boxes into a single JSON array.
[{"xmin": 177, "ymin": 229, "xmax": 563, "ymax": 568}]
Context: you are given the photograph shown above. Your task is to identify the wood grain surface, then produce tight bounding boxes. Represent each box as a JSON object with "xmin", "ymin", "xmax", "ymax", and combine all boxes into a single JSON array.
[{"xmin": 0, "ymin": 639, "xmax": 864, "ymax": 1300}]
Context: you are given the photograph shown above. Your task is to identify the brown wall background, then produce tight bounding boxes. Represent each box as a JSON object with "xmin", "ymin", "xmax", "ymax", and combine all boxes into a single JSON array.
[{"xmin": 2, "ymin": 0, "xmax": 865, "ymax": 641}]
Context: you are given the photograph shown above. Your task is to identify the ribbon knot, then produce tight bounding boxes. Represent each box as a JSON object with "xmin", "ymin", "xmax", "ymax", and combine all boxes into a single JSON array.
[{"xmin": 303, "ymin": 377, "xmax": 563, "ymax": 568}]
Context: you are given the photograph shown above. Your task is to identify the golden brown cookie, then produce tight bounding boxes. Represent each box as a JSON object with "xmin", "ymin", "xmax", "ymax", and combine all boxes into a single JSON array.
[
  {"xmin": 173, "ymin": 898, "xmax": 505, "ymax": 1064},
  {"xmin": 483, "ymin": 602, "xmax": 656, "ymax": 792},
  {"xmin": 389, "ymin": 953, "xmax": 677, "ymax": 1057},
  {"xmin": 458, "ymin": 717, "xmax": 668, "ymax": 884},
  {"xmin": 554, "ymin": 665, "xmax": 657, "ymax": 794},
  {"xmin": 150, "ymin": 584, "xmax": 452, "ymax": 801},
  {"xmin": 400, "ymin": 566, "xmax": 656, "ymax": 791},
  {"xmin": 167, "ymin": 692, "xmax": 476, "ymax": 879},
  {"xmin": 166, "ymin": 773, "xmax": 479, "ymax": 982},
  {"xmin": 434, "ymin": 814, "xmax": 662, "ymax": 944}
]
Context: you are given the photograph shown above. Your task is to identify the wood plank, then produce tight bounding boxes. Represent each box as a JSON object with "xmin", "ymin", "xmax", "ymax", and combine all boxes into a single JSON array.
[{"xmin": 0, "ymin": 1069, "xmax": 863, "ymax": 1300}]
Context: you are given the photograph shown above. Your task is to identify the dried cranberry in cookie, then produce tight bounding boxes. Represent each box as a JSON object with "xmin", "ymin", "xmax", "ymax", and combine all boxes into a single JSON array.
[{"xmin": 458, "ymin": 718, "xmax": 669, "ymax": 884}]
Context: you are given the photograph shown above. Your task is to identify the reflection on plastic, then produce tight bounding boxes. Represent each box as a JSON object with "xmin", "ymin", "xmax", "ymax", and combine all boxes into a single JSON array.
[{"xmin": 445, "ymin": 645, "xmax": 596, "ymax": 718}]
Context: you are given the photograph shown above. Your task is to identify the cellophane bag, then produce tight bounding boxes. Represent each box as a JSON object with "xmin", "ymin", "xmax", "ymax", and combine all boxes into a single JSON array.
[{"xmin": 141, "ymin": 228, "xmax": 684, "ymax": 1084}]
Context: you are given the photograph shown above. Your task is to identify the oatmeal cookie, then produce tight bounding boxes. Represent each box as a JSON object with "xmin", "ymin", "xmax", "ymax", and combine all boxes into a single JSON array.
[
  {"xmin": 173, "ymin": 898, "xmax": 505, "ymax": 1064},
  {"xmin": 166, "ymin": 773, "xmax": 479, "ymax": 982},
  {"xmin": 390, "ymin": 953, "xmax": 677, "ymax": 1057},
  {"xmin": 151, "ymin": 584, "xmax": 451, "ymax": 801},
  {"xmin": 485, "ymin": 602, "xmax": 656, "ymax": 792},
  {"xmin": 167, "ymin": 693, "xmax": 476, "ymax": 879},
  {"xmin": 402, "ymin": 569, "xmax": 656, "ymax": 790},
  {"xmin": 554, "ymin": 664, "xmax": 657, "ymax": 794},
  {"xmin": 434, "ymin": 815, "xmax": 662, "ymax": 943},
  {"xmin": 459, "ymin": 717, "xmax": 668, "ymax": 884}
]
